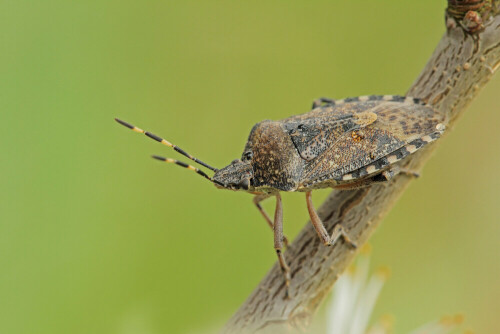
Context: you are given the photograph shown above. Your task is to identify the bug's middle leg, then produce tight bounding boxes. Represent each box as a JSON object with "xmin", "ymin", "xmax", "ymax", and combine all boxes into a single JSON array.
[
  {"xmin": 371, "ymin": 166, "xmax": 420, "ymax": 183},
  {"xmin": 273, "ymin": 193, "xmax": 291, "ymax": 297},
  {"xmin": 305, "ymin": 191, "xmax": 357, "ymax": 248},
  {"xmin": 253, "ymin": 194, "xmax": 289, "ymax": 247}
]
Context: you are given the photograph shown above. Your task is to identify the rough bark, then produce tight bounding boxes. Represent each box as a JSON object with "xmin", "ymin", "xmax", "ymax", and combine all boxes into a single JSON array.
[{"xmin": 223, "ymin": 2, "xmax": 500, "ymax": 333}]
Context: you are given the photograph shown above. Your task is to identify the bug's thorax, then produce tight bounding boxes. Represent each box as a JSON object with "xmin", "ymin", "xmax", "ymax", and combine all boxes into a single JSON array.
[{"xmin": 244, "ymin": 121, "xmax": 303, "ymax": 192}]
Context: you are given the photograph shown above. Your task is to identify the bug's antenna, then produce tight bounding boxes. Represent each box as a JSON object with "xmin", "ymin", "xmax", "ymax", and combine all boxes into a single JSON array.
[
  {"xmin": 115, "ymin": 118, "xmax": 218, "ymax": 171},
  {"xmin": 152, "ymin": 155, "xmax": 214, "ymax": 183}
]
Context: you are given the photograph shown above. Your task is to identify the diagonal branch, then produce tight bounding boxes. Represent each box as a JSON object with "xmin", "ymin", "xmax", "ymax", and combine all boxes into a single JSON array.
[{"xmin": 223, "ymin": 1, "xmax": 500, "ymax": 333}]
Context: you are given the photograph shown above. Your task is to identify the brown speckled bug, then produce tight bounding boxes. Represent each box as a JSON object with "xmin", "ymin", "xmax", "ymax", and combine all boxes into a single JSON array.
[{"xmin": 116, "ymin": 94, "xmax": 445, "ymax": 295}]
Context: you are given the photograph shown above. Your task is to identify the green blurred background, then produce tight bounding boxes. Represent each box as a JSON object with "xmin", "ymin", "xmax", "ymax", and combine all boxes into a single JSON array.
[{"xmin": 2, "ymin": 1, "xmax": 499, "ymax": 333}]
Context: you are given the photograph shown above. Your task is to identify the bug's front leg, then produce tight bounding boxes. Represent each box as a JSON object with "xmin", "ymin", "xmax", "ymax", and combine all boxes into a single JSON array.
[
  {"xmin": 305, "ymin": 191, "xmax": 357, "ymax": 248},
  {"xmin": 253, "ymin": 194, "xmax": 289, "ymax": 247},
  {"xmin": 273, "ymin": 193, "xmax": 291, "ymax": 298}
]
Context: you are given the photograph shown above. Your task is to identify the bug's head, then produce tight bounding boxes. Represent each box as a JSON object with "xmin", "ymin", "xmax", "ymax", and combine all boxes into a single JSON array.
[{"xmin": 213, "ymin": 159, "xmax": 254, "ymax": 191}]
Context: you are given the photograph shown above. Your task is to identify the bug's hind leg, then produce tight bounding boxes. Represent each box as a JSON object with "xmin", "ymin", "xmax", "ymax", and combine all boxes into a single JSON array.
[
  {"xmin": 305, "ymin": 191, "xmax": 357, "ymax": 248},
  {"xmin": 392, "ymin": 167, "xmax": 420, "ymax": 179},
  {"xmin": 374, "ymin": 166, "xmax": 420, "ymax": 183},
  {"xmin": 335, "ymin": 167, "xmax": 420, "ymax": 191},
  {"xmin": 312, "ymin": 97, "xmax": 336, "ymax": 109},
  {"xmin": 273, "ymin": 193, "xmax": 291, "ymax": 298},
  {"xmin": 253, "ymin": 194, "xmax": 289, "ymax": 247}
]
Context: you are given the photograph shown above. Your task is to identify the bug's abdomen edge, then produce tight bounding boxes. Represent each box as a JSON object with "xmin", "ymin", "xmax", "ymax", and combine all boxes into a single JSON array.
[{"xmin": 340, "ymin": 125, "xmax": 445, "ymax": 181}]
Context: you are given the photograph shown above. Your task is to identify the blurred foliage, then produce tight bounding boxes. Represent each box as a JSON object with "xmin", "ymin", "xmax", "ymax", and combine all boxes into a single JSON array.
[{"xmin": 1, "ymin": 1, "xmax": 499, "ymax": 333}]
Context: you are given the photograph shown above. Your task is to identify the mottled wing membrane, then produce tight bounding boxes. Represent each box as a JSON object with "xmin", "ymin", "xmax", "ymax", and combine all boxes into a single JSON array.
[
  {"xmin": 296, "ymin": 96, "xmax": 445, "ymax": 187},
  {"xmin": 283, "ymin": 107, "xmax": 377, "ymax": 161},
  {"xmin": 303, "ymin": 127, "xmax": 406, "ymax": 182}
]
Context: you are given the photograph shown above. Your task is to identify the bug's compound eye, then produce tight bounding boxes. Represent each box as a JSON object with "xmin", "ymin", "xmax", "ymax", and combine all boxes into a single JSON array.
[
  {"xmin": 242, "ymin": 151, "xmax": 253, "ymax": 162},
  {"xmin": 239, "ymin": 178, "xmax": 250, "ymax": 190},
  {"xmin": 231, "ymin": 159, "xmax": 242, "ymax": 164}
]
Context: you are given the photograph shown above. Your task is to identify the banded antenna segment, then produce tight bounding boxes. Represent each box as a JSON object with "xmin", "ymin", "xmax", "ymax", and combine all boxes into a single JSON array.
[
  {"xmin": 152, "ymin": 155, "xmax": 213, "ymax": 183},
  {"xmin": 115, "ymin": 118, "xmax": 217, "ymax": 171}
]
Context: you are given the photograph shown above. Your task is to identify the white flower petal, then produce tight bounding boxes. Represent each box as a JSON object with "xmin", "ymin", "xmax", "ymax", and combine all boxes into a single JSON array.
[
  {"xmin": 327, "ymin": 272, "xmax": 354, "ymax": 334},
  {"xmin": 349, "ymin": 268, "xmax": 389, "ymax": 334},
  {"xmin": 326, "ymin": 255, "xmax": 372, "ymax": 334},
  {"xmin": 325, "ymin": 250, "xmax": 466, "ymax": 334}
]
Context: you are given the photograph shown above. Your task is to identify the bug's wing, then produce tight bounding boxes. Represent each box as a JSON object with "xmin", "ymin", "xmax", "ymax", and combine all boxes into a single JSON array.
[
  {"xmin": 301, "ymin": 99, "xmax": 445, "ymax": 185},
  {"xmin": 283, "ymin": 106, "xmax": 377, "ymax": 161}
]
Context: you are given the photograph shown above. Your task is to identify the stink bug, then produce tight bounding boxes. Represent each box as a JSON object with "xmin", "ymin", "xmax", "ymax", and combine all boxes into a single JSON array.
[{"xmin": 115, "ymin": 94, "xmax": 445, "ymax": 295}]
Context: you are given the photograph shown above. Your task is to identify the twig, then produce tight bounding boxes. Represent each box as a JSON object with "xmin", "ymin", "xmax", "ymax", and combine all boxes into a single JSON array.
[{"xmin": 223, "ymin": 1, "xmax": 500, "ymax": 333}]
